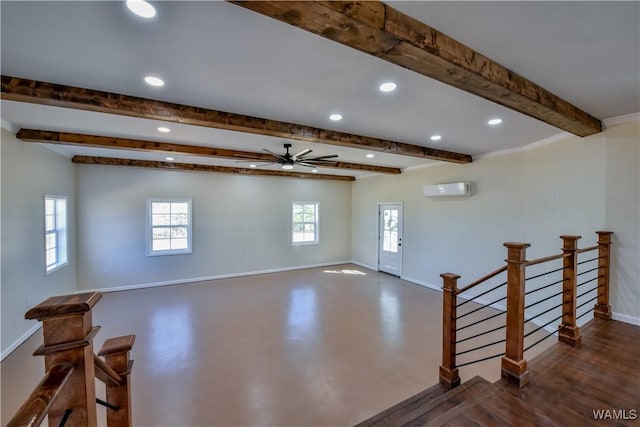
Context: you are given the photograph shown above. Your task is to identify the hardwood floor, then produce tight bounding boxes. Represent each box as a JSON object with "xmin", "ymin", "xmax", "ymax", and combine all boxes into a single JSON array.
[{"xmin": 357, "ymin": 319, "xmax": 640, "ymax": 426}]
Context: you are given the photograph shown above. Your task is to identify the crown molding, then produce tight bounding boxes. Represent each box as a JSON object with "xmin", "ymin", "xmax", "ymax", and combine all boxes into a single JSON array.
[{"xmin": 603, "ymin": 112, "xmax": 640, "ymax": 127}]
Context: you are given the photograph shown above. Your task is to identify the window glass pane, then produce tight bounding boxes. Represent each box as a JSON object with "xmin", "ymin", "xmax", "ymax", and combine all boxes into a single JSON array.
[
  {"xmin": 46, "ymin": 248, "xmax": 57, "ymax": 266},
  {"xmin": 45, "ymin": 215, "xmax": 55, "ymax": 232},
  {"xmin": 303, "ymin": 204, "xmax": 315, "ymax": 222},
  {"xmin": 153, "ymin": 239, "xmax": 171, "ymax": 251},
  {"xmin": 171, "ymin": 214, "xmax": 188, "ymax": 225},
  {"xmin": 153, "ymin": 228, "xmax": 171, "ymax": 239},
  {"xmin": 304, "ymin": 223, "xmax": 314, "ymax": 232},
  {"xmin": 170, "ymin": 227, "xmax": 188, "ymax": 238},
  {"xmin": 152, "ymin": 214, "xmax": 171, "ymax": 226},
  {"xmin": 293, "ymin": 205, "xmax": 303, "ymax": 222},
  {"xmin": 46, "ymin": 232, "xmax": 57, "ymax": 250},
  {"xmin": 389, "ymin": 231, "xmax": 398, "ymax": 253},
  {"xmin": 171, "ymin": 203, "xmax": 189, "ymax": 214},
  {"xmin": 45, "ymin": 199, "xmax": 55, "ymax": 215},
  {"xmin": 171, "ymin": 238, "xmax": 188, "ymax": 250},
  {"xmin": 152, "ymin": 202, "xmax": 171, "ymax": 214}
]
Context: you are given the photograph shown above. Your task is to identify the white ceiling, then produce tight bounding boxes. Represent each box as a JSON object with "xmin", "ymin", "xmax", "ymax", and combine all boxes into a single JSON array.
[{"xmin": 1, "ymin": 1, "xmax": 638, "ymax": 178}]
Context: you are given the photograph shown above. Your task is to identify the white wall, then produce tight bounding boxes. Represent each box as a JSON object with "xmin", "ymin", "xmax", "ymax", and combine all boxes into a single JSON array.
[
  {"xmin": 75, "ymin": 165, "xmax": 352, "ymax": 289},
  {"xmin": 605, "ymin": 121, "xmax": 640, "ymax": 323},
  {"xmin": 352, "ymin": 119, "xmax": 639, "ymax": 322},
  {"xmin": 1, "ymin": 128, "xmax": 77, "ymax": 354}
]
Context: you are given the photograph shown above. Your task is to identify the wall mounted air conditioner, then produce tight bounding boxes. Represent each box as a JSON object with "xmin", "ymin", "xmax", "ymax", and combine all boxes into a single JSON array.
[{"xmin": 423, "ymin": 182, "xmax": 472, "ymax": 198}]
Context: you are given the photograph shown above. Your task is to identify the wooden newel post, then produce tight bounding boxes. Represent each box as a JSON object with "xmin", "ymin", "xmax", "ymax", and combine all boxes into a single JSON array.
[
  {"xmin": 98, "ymin": 335, "xmax": 136, "ymax": 427},
  {"xmin": 439, "ymin": 273, "xmax": 461, "ymax": 389},
  {"xmin": 25, "ymin": 292, "xmax": 102, "ymax": 427},
  {"xmin": 594, "ymin": 231, "xmax": 613, "ymax": 319},
  {"xmin": 501, "ymin": 243, "xmax": 530, "ymax": 387},
  {"xmin": 559, "ymin": 235, "xmax": 581, "ymax": 347}
]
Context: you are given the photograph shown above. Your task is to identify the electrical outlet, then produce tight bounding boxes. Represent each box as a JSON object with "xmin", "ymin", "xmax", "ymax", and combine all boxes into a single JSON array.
[
  {"xmin": 552, "ymin": 189, "xmax": 560, "ymax": 198},
  {"xmin": 103, "ymin": 266, "xmax": 110, "ymax": 275}
]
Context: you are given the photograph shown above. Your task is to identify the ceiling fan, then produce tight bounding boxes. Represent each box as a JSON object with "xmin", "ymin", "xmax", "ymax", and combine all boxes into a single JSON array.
[{"xmin": 244, "ymin": 143, "xmax": 338, "ymax": 170}]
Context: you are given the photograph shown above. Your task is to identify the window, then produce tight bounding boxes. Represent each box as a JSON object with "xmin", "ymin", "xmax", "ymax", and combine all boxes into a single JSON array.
[
  {"xmin": 147, "ymin": 199, "xmax": 192, "ymax": 256},
  {"xmin": 44, "ymin": 195, "xmax": 68, "ymax": 274},
  {"xmin": 292, "ymin": 202, "xmax": 319, "ymax": 245}
]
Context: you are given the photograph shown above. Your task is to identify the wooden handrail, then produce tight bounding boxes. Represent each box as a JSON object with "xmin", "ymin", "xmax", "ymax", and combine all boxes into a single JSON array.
[
  {"xmin": 9, "ymin": 292, "xmax": 136, "ymax": 427},
  {"xmin": 7, "ymin": 362, "xmax": 76, "ymax": 427},
  {"xmin": 577, "ymin": 244, "xmax": 598, "ymax": 254},
  {"xmin": 456, "ymin": 265, "xmax": 507, "ymax": 295},
  {"xmin": 439, "ymin": 231, "xmax": 614, "ymax": 392},
  {"xmin": 525, "ymin": 252, "xmax": 570, "ymax": 267},
  {"xmin": 94, "ymin": 353, "xmax": 122, "ymax": 386}
]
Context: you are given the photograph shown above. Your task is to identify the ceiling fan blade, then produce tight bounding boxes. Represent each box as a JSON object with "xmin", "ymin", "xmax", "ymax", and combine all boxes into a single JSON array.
[
  {"xmin": 246, "ymin": 162, "xmax": 279, "ymax": 167},
  {"xmin": 262, "ymin": 148, "xmax": 284, "ymax": 159},
  {"xmin": 305, "ymin": 154, "xmax": 339, "ymax": 161},
  {"xmin": 293, "ymin": 148, "xmax": 312, "ymax": 159},
  {"xmin": 297, "ymin": 162, "xmax": 320, "ymax": 168},
  {"xmin": 236, "ymin": 159, "xmax": 265, "ymax": 163}
]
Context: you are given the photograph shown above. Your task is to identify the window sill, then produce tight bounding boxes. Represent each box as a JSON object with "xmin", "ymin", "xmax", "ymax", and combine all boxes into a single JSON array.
[
  {"xmin": 292, "ymin": 241, "xmax": 319, "ymax": 247},
  {"xmin": 46, "ymin": 262, "xmax": 68, "ymax": 276},
  {"xmin": 147, "ymin": 249, "xmax": 193, "ymax": 257}
]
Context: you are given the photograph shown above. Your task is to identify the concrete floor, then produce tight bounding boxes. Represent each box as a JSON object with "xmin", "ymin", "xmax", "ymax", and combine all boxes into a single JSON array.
[{"xmin": 1, "ymin": 264, "xmax": 552, "ymax": 426}]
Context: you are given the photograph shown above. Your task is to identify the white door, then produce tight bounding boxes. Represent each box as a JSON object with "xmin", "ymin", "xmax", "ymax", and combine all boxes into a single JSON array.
[{"xmin": 378, "ymin": 203, "xmax": 403, "ymax": 276}]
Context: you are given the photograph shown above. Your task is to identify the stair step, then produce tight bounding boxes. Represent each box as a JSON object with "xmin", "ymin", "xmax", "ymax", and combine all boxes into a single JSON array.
[
  {"xmin": 355, "ymin": 383, "xmax": 449, "ymax": 427},
  {"xmin": 355, "ymin": 376, "xmax": 491, "ymax": 427},
  {"xmin": 424, "ymin": 382, "xmax": 499, "ymax": 426}
]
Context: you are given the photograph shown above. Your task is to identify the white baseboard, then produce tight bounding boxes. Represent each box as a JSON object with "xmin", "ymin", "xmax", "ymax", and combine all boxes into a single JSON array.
[
  {"xmin": 401, "ymin": 276, "xmax": 441, "ymax": 292},
  {"xmin": 349, "ymin": 260, "xmax": 378, "ymax": 271},
  {"xmin": 1, "ymin": 323, "xmax": 42, "ymax": 361},
  {"xmin": 83, "ymin": 260, "xmax": 352, "ymax": 294},
  {"xmin": 612, "ymin": 312, "xmax": 640, "ymax": 326}
]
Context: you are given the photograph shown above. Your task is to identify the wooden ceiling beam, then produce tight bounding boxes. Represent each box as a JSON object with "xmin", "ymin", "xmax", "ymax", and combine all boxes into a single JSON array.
[
  {"xmin": 230, "ymin": 1, "xmax": 602, "ymax": 137},
  {"xmin": 71, "ymin": 156, "xmax": 355, "ymax": 181},
  {"xmin": 1, "ymin": 76, "xmax": 472, "ymax": 164},
  {"xmin": 17, "ymin": 129, "xmax": 401, "ymax": 175}
]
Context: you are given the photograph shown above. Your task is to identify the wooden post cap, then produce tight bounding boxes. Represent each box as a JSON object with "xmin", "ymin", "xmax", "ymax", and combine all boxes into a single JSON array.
[
  {"xmin": 440, "ymin": 273, "xmax": 461, "ymax": 280},
  {"xmin": 25, "ymin": 292, "xmax": 102, "ymax": 320},
  {"xmin": 503, "ymin": 242, "xmax": 531, "ymax": 249},
  {"xmin": 98, "ymin": 335, "xmax": 136, "ymax": 356}
]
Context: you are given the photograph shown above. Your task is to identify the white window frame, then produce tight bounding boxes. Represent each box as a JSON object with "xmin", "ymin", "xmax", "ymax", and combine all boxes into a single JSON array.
[
  {"xmin": 147, "ymin": 198, "xmax": 193, "ymax": 256},
  {"xmin": 44, "ymin": 195, "xmax": 68, "ymax": 275},
  {"xmin": 292, "ymin": 201, "xmax": 319, "ymax": 246}
]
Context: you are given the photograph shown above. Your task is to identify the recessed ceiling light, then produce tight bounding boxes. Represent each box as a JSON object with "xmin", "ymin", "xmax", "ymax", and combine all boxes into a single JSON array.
[
  {"xmin": 157, "ymin": 126, "xmax": 171, "ymax": 133},
  {"xmin": 366, "ymin": 153, "xmax": 375, "ymax": 158},
  {"xmin": 329, "ymin": 113, "xmax": 343, "ymax": 121},
  {"xmin": 430, "ymin": 135, "xmax": 442, "ymax": 141},
  {"xmin": 126, "ymin": 0, "xmax": 156, "ymax": 18},
  {"xmin": 311, "ymin": 169, "xmax": 318, "ymax": 173},
  {"xmin": 165, "ymin": 156, "xmax": 174, "ymax": 161},
  {"xmin": 488, "ymin": 118, "xmax": 503, "ymax": 125},
  {"xmin": 144, "ymin": 76, "xmax": 164, "ymax": 87},
  {"xmin": 282, "ymin": 164, "xmax": 295, "ymax": 170},
  {"xmin": 379, "ymin": 82, "xmax": 397, "ymax": 92},
  {"xmin": 249, "ymin": 164, "xmax": 257, "ymax": 168}
]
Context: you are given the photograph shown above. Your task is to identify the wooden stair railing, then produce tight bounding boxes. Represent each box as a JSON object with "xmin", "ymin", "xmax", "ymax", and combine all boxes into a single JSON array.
[
  {"xmin": 6, "ymin": 292, "xmax": 135, "ymax": 427},
  {"xmin": 6, "ymin": 363, "xmax": 76, "ymax": 427},
  {"xmin": 440, "ymin": 231, "xmax": 613, "ymax": 390}
]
